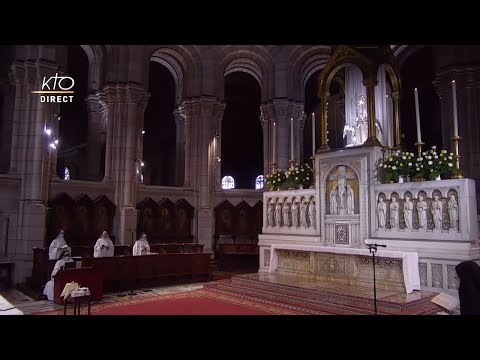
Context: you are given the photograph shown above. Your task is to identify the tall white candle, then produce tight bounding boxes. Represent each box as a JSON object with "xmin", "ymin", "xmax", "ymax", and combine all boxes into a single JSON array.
[
  {"xmin": 452, "ymin": 80, "xmax": 458, "ymax": 137},
  {"xmin": 272, "ymin": 122, "xmax": 276, "ymax": 163},
  {"xmin": 312, "ymin": 112, "xmax": 316, "ymax": 156},
  {"xmin": 414, "ymin": 88, "xmax": 422, "ymax": 143},
  {"xmin": 290, "ymin": 117, "xmax": 294, "ymax": 160}
]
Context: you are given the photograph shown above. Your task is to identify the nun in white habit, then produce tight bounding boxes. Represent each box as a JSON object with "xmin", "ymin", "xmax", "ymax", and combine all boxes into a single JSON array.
[
  {"xmin": 43, "ymin": 250, "xmax": 74, "ymax": 301},
  {"xmin": 132, "ymin": 233, "xmax": 151, "ymax": 256},
  {"xmin": 49, "ymin": 229, "xmax": 70, "ymax": 260},
  {"xmin": 93, "ymin": 231, "xmax": 115, "ymax": 258}
]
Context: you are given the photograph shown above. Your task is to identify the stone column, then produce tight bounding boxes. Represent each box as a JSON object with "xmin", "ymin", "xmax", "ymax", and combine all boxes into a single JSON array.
[
  {"xmin": 96, "ymin": 86, "xmax": 116, "ymax": 182},
  {"xmin": 85, "ymin": 94, "xmax": 104, "ymax": 181},
  {"xmin": 8, "ymin": 62, "xmax": 26, "ymax": 175},
  {"xmin": 391, "ymin": 91, "xmax": 402, "ymax": 148},
  {"xmin": 195, "ymin": 98, "xmax": 225, "ymax": 255},
  {"xmin": 362, "ymin": 79, "xmax": 381, "ymax": 147},
  {"xmin": 260, "ymin": 100, "xmax": 304, "ymax": 169},
  {"xmin": 179, "ymin": 100, "xmax": 193, "ymax": 187},
  {"xmin": 173, "ymin": 109, "xmax": 185, "ymax": 186}
]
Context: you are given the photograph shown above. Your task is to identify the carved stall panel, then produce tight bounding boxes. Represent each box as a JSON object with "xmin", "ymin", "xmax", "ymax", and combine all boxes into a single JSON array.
[{"xmin": 47, "ymin": 193, "xmax": 75, "ymax": 247}]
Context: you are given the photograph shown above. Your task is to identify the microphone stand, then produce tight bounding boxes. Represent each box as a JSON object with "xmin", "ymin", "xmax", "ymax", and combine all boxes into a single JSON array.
[{"xmin": 365, "ymin": 243, "xmax": 386, "ymax": 315}]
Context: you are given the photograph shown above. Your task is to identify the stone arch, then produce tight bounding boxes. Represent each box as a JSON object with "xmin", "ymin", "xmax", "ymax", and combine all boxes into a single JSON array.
[
  {"xmin": 288, "ymin": 45, "xmax": 332, "ymax": 101},
  {"xmin": 79, "ymin": 45, "xmax": 104, "ymax": 93},
  {"xmin": 215, "ymin": 46, "xmax": 274, "ymax": 102},
  {"xmin": 224, "ymin": 58, "xmax": 263, "ymax": 87},
  {"xmin": 146, "ymin": 45, "xmax": 202, "ymax": 104},
  {"xmin": 149, "ymin": 48, "xmax": 185, "ymax": 106}
]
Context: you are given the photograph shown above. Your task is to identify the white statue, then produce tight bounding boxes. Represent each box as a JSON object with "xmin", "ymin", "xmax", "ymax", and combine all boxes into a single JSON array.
[
  {"xmin": 417, "ymin": 195, "xmax": 428, "ymax": 229},
  {"xmin": 346, "ymin": 185, "xmax": 355, "ymax": 215},
  {"xmin": 329, "ymin": 187, "xmax": 338, "ymax": 215},
  {"xmin": 431, "ymin": 195, "xmax": 443, "ymax": 230},
  {"xmin": 274, "ymin": 200, "xmax": 282, "ymax": 227},
  {"xmin": 282, "ymin": 200, "xmax": 290, "ymax": 227},
  {"xmin": 308, "ymin": 198, "xmax": 316, "ymax": 229},
  {"xmin": 377, "ymin": 197, "xmax": 387, "ymax": 228},
  {"xmin": 389, "ymin": 197, "xmax": 399, "ymax": 229},
  {"xmin": 448, "ymin": 194, "xmax": 458, "ymax": 230},
  {"xmin": 337, "ymin": 169, "xmax": 347, "ymax": 214},
  {"xmin": 404, "ymin": 196, "xmax": 414, "ymax": 229},
  {"xmin": 291, "ymin": 199, "xmax": 299, "ymax": 228},
  {"xmin": 267, "ymin": 199, "xmax": 274, "ymax": 227},
  {"xmin": 300, "ymin": 198, "xmax": 308, "ymax": 228}
]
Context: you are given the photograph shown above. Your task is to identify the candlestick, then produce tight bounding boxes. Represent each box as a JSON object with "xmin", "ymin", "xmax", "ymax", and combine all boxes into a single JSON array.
[
  {"xmin": 413, "ymin": 141, "xmax": 426, "ymax": 181},
  {"xmin": 414, "ymin": 88, "xmax": 422, "ymax": 143},
  {"xmin": 452, "ymin": 80, "xmax": 458, "ymax": 137},
  {"xmin": 272, "ymin": 122, "xmax": 276, "ymax": 163},
  {"xmin": 290, "ymin": 117, "xmax": 294, "ymax": 160},
  {"xmin": 450, "ymin": 136, "xmax": 464, "ymax": 179},
  {"xmin": 312, "ymin": 112, "xmax": 315, "ymax": 156}
]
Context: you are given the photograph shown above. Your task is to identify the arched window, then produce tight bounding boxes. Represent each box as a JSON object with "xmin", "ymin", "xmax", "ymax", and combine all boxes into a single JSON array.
[
  {"xmin": 221, "ymin": 176, "xmax": 235, "ymax": 190},
  {"xmin": 64, "ymin": 167, "xmax": 70, "ymax": 180},
  {"xmin": 255, "ymin": 175, "xmax": 264, "ymax": 189}
]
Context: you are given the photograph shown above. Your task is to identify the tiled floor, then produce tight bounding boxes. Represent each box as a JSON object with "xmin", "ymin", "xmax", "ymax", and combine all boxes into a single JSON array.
[{"xmin": 1, "ymin": 283, "xmax": 208, "ymax": 315}]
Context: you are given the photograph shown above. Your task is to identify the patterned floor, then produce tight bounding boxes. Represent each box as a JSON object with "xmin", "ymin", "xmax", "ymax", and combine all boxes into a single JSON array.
[
  {"xmin": 1, "ymin": 275, "xmax": 452, "ymax": 315},
  {"xmin": 1, "ymin": 283, "xmax": 207, "ymax": 315}
]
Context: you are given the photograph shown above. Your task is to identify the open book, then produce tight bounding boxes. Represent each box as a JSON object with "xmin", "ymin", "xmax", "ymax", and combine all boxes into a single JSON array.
[{"xmin": 431, "ymin": 292, "xmax": 460, "ymax": 312}]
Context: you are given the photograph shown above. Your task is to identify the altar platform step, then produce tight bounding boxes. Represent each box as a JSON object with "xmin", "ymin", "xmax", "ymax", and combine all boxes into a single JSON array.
[{"xmin": 203, "ymin": 273, "xmax": 444, "ymax": 315}]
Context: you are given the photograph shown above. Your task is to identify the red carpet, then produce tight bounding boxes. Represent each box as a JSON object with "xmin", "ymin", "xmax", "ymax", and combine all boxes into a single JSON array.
[{"xmin": 35, "ymin": 289, "xmax": 307, "ymax": 315}]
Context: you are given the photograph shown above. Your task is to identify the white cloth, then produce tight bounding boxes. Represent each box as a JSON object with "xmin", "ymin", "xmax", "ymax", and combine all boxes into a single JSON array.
[
  {"xmin": 48, "ymin": 234, "xmax": 69, "ymax": 260},
  {"xmin": 268, "ymin": 243, "xmax": 421, "ymax": 294},
  {"xmin": 43, "ymin": 258, "xmax": 74, "ymax": 301},
  {"xmin": 132, "ymin": 239, "xmax": 150, "ymax": 256},
  {"xmin": 93, "ymin": 237, "xmax": 114, "ymax": 258}
]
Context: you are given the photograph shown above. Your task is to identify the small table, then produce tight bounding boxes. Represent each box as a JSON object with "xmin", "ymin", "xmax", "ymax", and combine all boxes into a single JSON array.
[{"xmin": 63, "ymin": 295, "xmax": 91, "ymax": 315}]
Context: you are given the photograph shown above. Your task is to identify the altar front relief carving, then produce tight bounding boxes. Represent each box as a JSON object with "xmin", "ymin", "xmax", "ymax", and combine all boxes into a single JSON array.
[
  {"xmin": 262, "ymin": 189, "xmax": 317, "ymax": 235},
  {"xmin": 375, "ymin": 189, "xmax": 459, "ymax": 232},
  {"xmin": 372, "ymin": 178, "xmax": 478, "ymax": 243}
]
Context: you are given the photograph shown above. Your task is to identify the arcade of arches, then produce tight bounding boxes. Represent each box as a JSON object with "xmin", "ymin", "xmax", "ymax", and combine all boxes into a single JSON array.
[{"xmin": 1, "ymin": 45, "xmax": 480, "ymax": 285}]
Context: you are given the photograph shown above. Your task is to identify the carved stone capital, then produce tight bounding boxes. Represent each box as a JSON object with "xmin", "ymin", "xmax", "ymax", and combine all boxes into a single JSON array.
[
  {"xmin": 362, "ymin": 79, "xmax": 378, "ymax": 88},
  {"xmin": 85, "ymin": 94, "xmax": 100, "ymax": 112},
  {"xmin": 126, "ymin": 84, "xmax": 147, "ymax": 105},
  {"xmin": 179, "ymin": 100, "xmax": 194, "ymax": 118},
  {"xmin": 10, "ymin": 61, "xmax": 25, "ymax": 85},
  {"xmin": 173, "ymin": 109, "xmax": 185, "ymax": 126},
  {"xmin": 95, "ymin": 91, "xmax": 108, "ymax": 112},
  {"xmin": 390, "ymin": 91, "xmax": 400, "ymax": 101}
]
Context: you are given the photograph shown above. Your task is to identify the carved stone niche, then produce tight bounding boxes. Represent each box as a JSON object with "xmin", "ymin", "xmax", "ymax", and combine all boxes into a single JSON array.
[
  {"xmin": 235, "ymin": 200, "xmax": 253, "ymax": 236},
  {"xmin": 93, "ymin": 195, "xmax": 116, "ymax": 240},
  {"xmin": 73, "ymin": 194, "xmax": 95, "ymax": 246},
  {"xmin": 252, "ymin": 201, "xmax": 263, "ymax": 235},
  {"xmin": 325, "ymin": 165, "xmax": 359, "ymax": 216},
  {"xmin": 158, "ymin": 198, "xmax": 175, "ymax": 241},
  {"xmin": 174, "ymin": 198, "xmax": 194, "ymax": 240},
  {"xmin": 136, "ymin": 197, "xmax": 159, "ymax": 240},
  {"xmin": 47, "ymin": 192, "xmax": 75, "ymax": 247}
]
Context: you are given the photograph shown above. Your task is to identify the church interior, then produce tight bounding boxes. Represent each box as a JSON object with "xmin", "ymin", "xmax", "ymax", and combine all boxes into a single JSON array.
[{"xmin": 0, "ymin": 45, "xmax": 479, "ymax": 315}]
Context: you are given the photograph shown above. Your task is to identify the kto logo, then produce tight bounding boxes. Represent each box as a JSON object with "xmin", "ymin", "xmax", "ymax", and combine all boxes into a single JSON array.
[{"xmin": 31, "ymin": 73, "xmax": 75, "ymax": 103}]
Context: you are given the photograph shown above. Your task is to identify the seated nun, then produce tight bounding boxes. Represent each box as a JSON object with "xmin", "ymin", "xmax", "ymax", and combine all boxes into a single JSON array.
[{"xmin": 43, "ymin": 250, "xmax": 74, "ymax": 301}]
